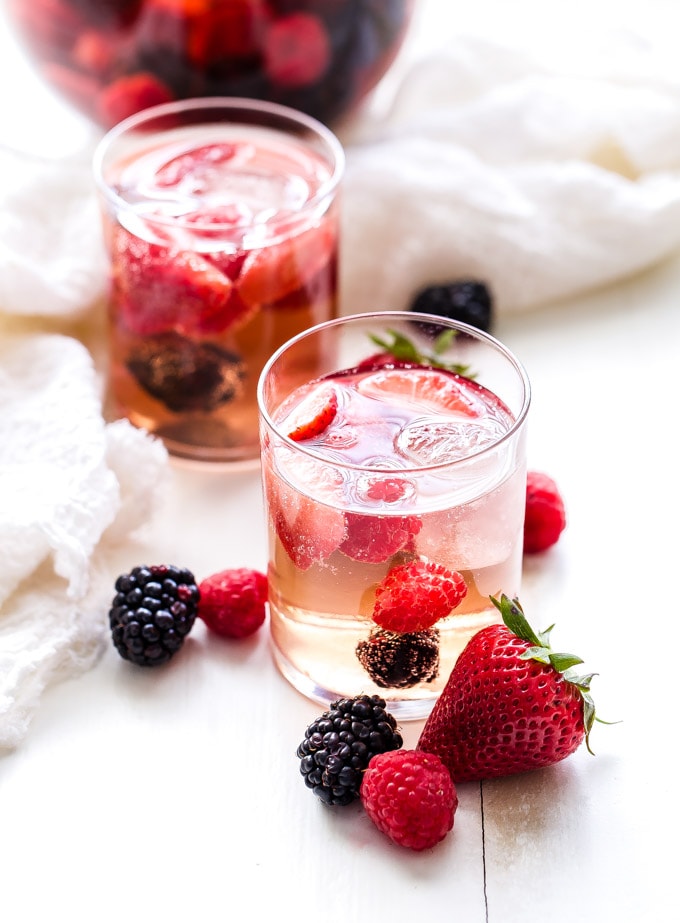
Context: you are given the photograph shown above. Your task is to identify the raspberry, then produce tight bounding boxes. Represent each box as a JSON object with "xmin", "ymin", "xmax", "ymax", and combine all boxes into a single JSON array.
[
  {"xmin": 340, "ymin": 512, "xmax": 422, "ymax": 564},
  {"xmin": 372, "ymin": 560, "xmax": 467, "ymax": 633},
  {"xmin": 409, "ymin": 281, "xmax": 494, "ymax": 334},
  {"xmin": 356, "ymin": 628, "xmax": 440, "ymax": 689},
  {"xmin": 524, "ymin": 471, "xmax": 567, "ymax": 553},
  {"xmin": 198, "ymin": 568, "xmax": 268, "ymax": 639},
  {"xmin": 296, "ymin": 694, "xmax": 403, "ymax": 806},
  {"xmin": 360, "ymin": 749, "xmax": 458, "ymax": 851},
  {"xmin": 109, "ymin": 564, "xmax": 200, "ymax": 667}
]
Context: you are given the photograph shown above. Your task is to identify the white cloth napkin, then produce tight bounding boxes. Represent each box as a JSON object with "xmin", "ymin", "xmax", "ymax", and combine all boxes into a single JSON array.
[
  {"xmin": 339, "ymin": 32, "xmax": 680, "ymax": 314},
  {"xmin": 3, "ymin": 32, "xmax": 680, "ymax": 320},
  {"xmin": 0, "ymin": 334, "xmax": 169, "ymax": 750}
]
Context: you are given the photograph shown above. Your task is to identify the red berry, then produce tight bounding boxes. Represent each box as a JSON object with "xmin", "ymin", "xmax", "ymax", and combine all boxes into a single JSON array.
[
  {"xmin": 360, "ymin": 749, "xmax": 458, "ymax": 851},
  {"xmin": 340, "ymin": 511, "xmax": 422, "ymax": 564},
  {"xmin": 524, "ymin": 471, "xmax": 566, "ymax": 553},
  {"xmin": 153, "ymin": 142, "xmax": 240, "ymax": 188},
  {"xmin": 417, "ymin": 595, "xmax": 599, "ymax": 782},
  {"xmin": 286, "ymin": 384, "xmax": 338, "ymax": 442},
  {"xmin": 198, "ymin": 568, "xmax": 268, "ymax": 639},
  {"xmin": 98, "ymin": 72, "xmax": 174, "ymax": 128},
  {"xmin": 263, "ymin": 13, "xmax": 331, "ymax": 88},
  {"xmin": 372, "ymin": 560, "xmax": 467, "ymax": 632}
]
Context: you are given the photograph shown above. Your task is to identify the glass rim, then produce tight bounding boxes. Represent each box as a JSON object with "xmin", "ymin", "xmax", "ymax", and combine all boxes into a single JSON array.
[
  {"xmin": 91, "ymin": 95, "xmax": 345, "ymax": 231},
  {"xmin": 257, "ymin": 310, "xmax": 532, "ymax": 475}
]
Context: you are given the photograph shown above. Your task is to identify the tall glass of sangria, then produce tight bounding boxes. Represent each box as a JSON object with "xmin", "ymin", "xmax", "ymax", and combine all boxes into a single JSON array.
[
  {"xmin": 93, "ymin": 97, "xmax": 343, "ymax": 463},
  {"xmin": 258, "ymin": 312, "xmax": 530, "ymax": 719}
]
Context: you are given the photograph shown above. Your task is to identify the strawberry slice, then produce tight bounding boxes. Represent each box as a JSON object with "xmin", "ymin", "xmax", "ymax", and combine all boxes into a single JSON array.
[
  {"xmin": 357, "ymin": 368, "xmax": 482, "ymax": 418},
  {"xmin": 154, "ymin": 142, "xmax": 241, "ymax": 188},
  {"xmin": 112, "ymin": 227, "xmax": 234, "ymax": 336},
  {"xmin": 236, "ymin": 220, "xmax": 336, "ymax": 309},
  {"xmin": 285, "ymin": 384, "xmax": 338, "ymax": 442},
  {"xmin": 264, "ymin": 452, "xmax": 346, "ymax": 570}
]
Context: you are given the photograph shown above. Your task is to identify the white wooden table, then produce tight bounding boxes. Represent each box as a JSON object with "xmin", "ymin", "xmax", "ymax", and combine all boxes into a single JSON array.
[{"xmin": 0, "ymin": 2, "xmax": 676, "ymax": 921}]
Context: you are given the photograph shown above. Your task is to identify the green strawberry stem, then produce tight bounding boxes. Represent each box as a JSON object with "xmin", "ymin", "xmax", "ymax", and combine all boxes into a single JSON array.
[
  {"xmin": 368, "ymin": 329, "xmax": 475, "ymax": 377},
  {"xmin": 490, "ymin": 594, "xmax": 607, "ymax": 755}
]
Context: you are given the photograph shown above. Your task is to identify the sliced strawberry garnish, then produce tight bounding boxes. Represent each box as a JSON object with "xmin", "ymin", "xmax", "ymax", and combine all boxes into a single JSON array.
[
  {"xmin": 285, "ymin": 384, "xmax": 338, "ymax": 442},
  {"xmin": 154, "ymin": 142, "xmax": 241, "ymax": 188},
  {"xmin": 265, "ymin": 452, "xmax": 346, "ymax": 570},
  {"xmin": 112, "ymin": 228, "xmax": 234, "ymax": 336},
  {"xmin": 340, "ymin": 512, "xmax": 423, "ymax": 564},
  {"xmin": 236, "ymin": 220, "xmax": 335, "ymax": 309},
  {"xmin": 357, "ymin": 368, "xmax": 481, "ymax": 418}
]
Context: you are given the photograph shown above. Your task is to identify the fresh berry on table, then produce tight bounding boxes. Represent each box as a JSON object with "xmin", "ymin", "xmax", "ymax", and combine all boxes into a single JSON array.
[
  {"xmin": 296, "ymin": 694, "xmax": 403, "ymax": 806},
  {"xmin": 417, "ymin": 594, "xmax": 601, "ymax": 782},
  {"xmin": 360, "ymin": 749, "xmax": 458, "ymax": 851},
  {"xmin": 524, "ymin": 470, "xmax": 567, "ymax": 553},
  {"xmin": 409, "ymin": 281, "xmax": 494, "ymax": 334},
  {"xmin": 356, "ymin": 628, "xmax": 440, "ymax": 689},
  {"xmin": 109, "ymin": 564, "xmax": 200, "ymax": 666},
  {"xmin": 198, "ymin": 568, "xmax": 268, "ymax": 639}
]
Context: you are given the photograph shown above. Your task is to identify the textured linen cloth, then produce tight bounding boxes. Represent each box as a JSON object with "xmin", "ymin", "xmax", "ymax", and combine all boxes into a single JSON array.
[
  {"xmin": 338, "ymin": 32, "xmax": 680, "ymax": 314},
  {"xmin": 0, "ymin": 334, "xmax": 169, "ymax": 750},
  {"xmin": 2, "ymin": 33, "xmax": 680, "ymax": 320}
]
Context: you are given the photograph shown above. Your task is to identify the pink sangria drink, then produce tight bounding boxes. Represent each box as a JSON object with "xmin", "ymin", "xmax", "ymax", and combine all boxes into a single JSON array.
[
  {"xmin": 258, "ymin": 312, "xmax": 530, "ymax": 719},
  {"xmin": 93, "ymin": 98, "xmax": 343, "ymax": 463}
]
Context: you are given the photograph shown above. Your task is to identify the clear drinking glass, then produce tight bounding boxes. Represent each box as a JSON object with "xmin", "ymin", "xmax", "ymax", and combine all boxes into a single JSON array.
[
  {"xmin": 93, "ymin": 96, "xmax": 344, "ymax": 464},
  {"xmin": 258, "ymin": 311, "xmax": 531, "ymax": 719}
]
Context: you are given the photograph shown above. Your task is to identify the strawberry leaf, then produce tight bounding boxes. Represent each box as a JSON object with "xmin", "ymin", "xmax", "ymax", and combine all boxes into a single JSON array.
[{"xmin": 368, "ymin": 329, "xmax": 474, "ymax": 377}]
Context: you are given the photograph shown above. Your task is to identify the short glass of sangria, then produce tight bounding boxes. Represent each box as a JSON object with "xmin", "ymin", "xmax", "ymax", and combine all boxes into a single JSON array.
[
  {"xmin": 93, "ymin": 96, "xmax": 343, "ymax": 463},
  {"xmin": 258, "ymin": 311, "xmax": 530, "ymax": 719}
]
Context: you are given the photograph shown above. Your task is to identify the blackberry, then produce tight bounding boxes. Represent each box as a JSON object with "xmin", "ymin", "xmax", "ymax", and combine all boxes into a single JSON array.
[
  {"xmin": 409, "ymin": 281, "xmax": 494, "ymax": 335},
  {"xmin": 296, "ymin": 694, "xmax": 403, "ymax": 806},
  {"xmin": 109, "ymin": 564, "xmax": 200, "ymax": 667},
  {"xmin": 126, "ymin": 332, "xmax": 245, "ymax": 414},
  {"xmin": 356, "ymin": 628, "xmax": 440, "ymax": 689}
]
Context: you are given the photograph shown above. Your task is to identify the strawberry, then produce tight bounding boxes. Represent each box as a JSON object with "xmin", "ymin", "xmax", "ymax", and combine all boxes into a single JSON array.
[
  {"xmin": 417, "ymin": 595, "xmax": 601, "ymax": 782},
  {"xmin": 524, "ymin": 471, "xmax": 567, "ymax": 553},
  {"xmin": 264, "ymin": 452, "xmax": 346, "ymax": 570},
  {"xmin": 98, "ymin": 72, "xmax": 174, "ymax": 128},
  {"xmin": 263, "ymin": 13, "xmax": 331, "ymax": 88},
  {"xmin": 356, "ymin": 367, "xmax": 482, "ymax": 418},
  {"xmin": 285, "ymin": 384, "xmax": 338, "ymax": 442},
  {"xmin": 111, "ymin": 228, "xmax": 239, "ymax": 336},
  {"xmin": 235, "ymin": 221, "xmax": 335, "ymax": 309},
  {"xmin": 372, "ymin": 560, "xmax": 467, "ymax": 633}
]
